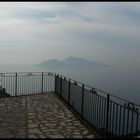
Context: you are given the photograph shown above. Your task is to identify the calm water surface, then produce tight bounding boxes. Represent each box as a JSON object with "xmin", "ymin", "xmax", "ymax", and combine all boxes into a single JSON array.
[{"xmin": 0, "ymin": 65, "xmax": 139, "ymax": 105}]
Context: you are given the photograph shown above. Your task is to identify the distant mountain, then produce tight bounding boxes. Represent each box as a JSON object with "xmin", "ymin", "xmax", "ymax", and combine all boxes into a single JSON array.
[
  {"xmin": 36, "ymin": 57, "xmax": 109, "ymax": 68},
  {"xmin": 62, "ymin": 56, "xmax": 108, "ymax": 67},
  {"xmin": 36, "ymin": 59, "xmax": 64, "ymax": 68}
]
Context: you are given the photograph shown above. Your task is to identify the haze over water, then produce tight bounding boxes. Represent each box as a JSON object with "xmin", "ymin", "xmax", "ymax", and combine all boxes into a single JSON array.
[
  {"xmin": 0, "ymin": 63, "xmax": 139, "ymax": 106},
  {"xmin": 0, "ymin": 2, "xmax": 140, "ymax": 106}
]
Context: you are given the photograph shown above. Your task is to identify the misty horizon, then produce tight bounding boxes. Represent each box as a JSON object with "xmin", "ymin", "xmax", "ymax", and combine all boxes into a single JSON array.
[{"xmin": 0, "ymin": 2, "xmax": 140, "ymax": 105}]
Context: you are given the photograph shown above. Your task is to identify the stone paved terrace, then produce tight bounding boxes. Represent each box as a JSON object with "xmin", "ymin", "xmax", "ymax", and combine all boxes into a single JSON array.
[{"xmin": 0, "ymin": 92, "xmax": 96, "ymax": 138}]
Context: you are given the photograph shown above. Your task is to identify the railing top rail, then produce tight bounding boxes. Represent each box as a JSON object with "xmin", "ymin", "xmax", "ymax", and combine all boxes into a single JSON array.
[{"xmin": 0, "ymin": 71, "xmax": 52, "ymax": 75}]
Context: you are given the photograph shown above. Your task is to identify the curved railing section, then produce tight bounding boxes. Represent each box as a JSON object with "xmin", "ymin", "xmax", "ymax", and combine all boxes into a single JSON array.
[{"xmin": 54, "ymin": 73, "xmax": 140, "ymax": 138}]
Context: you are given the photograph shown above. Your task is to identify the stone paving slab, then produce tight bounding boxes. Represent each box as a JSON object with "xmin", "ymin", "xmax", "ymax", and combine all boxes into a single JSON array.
[{"xmin": 0, "ymin": 92, "xmax": 95, "ymax": 138}]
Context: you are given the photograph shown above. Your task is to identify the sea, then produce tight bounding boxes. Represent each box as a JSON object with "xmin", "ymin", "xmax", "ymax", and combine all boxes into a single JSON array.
[{"xmin": 0, "ymin": 64, "xmax": 139, "ymax": 106}]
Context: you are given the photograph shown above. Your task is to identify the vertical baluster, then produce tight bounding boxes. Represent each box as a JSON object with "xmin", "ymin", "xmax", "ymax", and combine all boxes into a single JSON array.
[
  {"xmin": 122, "ymin": 106, "xmax": 126, "ymax": 136},
  {"xmin": 118, "ymin": 105, "xmax": 122, "ymax": 136},
  {"xmin": 126, "ymin": 109, "xmax": 130, "ymax": 135},
  {"xmin": 60, "ymin": 76, "xmax": 62, "ymax": 97},
  {"xmin": 41, "ymin": 72, "xmax": 44, "ymax": 94},
  {"xmin": 98, "ymin": 96, "xmax": 101, "ymax": 131},
  {"xmin": 136, "ymin": 109, "xmax": 139, "ymax": 136},
  {"xmin": 15, "ymin": 73, "xmax": 17, "ymax": 96},
  {"xmin": 96, "ymin": 95, "xmax": 99, "ymax": 133},
  {"xmin": 108, "ymin": 101, "xmax": 112, "ymax": 134},
  {"xmin": 131, "ymin": 110, "xmax": 134, "ymax": 136},
  {"xmin": 54, "ymin": 74, "xmax": 57, "ymax": 93},
  {"xmin": 103, "ymin": 98, "xmax": 106, "ymax": 136},
  {"xmin": 81, "ymin": 84, "xmax": 84, "ymax": 119},
  {"xmin": 115, "ymin": 104, "xmax": 118, "ymax": 136},
  {"xmin": 68, "ymin": 79, "xmax": 71, "ymax": 105},
  {"xmin": 101, "ymin": 97, "xmax": 104, "ymax": 135},
  {"xmin": 106, "ymin": 94, "xmax": 110, "ymax": 136},
  {"xmin": 111, "ymin": 103, "xmax": 115, "ymax": 136},
  {"xmin": 94, "ymin": 94, "xmax": 97, "ymax": 129}
]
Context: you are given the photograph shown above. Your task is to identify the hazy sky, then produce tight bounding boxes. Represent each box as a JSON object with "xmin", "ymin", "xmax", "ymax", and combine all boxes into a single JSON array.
[{"xmin": 0, "ymin": 2, "xmax": 140, "ymax": 69}]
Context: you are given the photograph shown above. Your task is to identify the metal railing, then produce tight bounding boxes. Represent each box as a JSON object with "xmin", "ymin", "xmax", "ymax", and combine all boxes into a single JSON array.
[
  {"xmin": 0, "ymin": 72, "xmax": 139, "ymax": 137},
  {"xmin": 54, "ymin": 73, "xmax": 140, "ymax": 138},
  {"xmin": 0, "ymin": 72, "xmax": 55, "ymax": 96}
]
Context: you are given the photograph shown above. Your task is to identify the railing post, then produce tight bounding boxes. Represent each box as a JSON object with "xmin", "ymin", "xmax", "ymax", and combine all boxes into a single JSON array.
[
  {"xmin": 41, "ymin": 72, "xmax": 44, "ymax": 93},
  {"xmin": 54, "ymin": 74, "xmax": 56, "ymax": 93},
  {"xmin": 136, "ymin": 108, "xmax": 139, "ymax": 136},
  {"xmin": 81, "ymin": 84, "xmax": 84, "ymax": 119},
  {"xmin": 68, "ymin": 79, "xmax": 71, "ymax": 104},
  {"xmin": 15, "ymin": 73, "xmax": 17, "ymax": 96},
  {"xmin": 60, "ymin": 75, "xmax": 62, "ymax": 97},
  {"xmin": 54, "ymin": 74, "xmax": 57, "ymax": 93},
  {"xmin": 106, "ymin": 94, "xmax": 110, "ymax": 135}
]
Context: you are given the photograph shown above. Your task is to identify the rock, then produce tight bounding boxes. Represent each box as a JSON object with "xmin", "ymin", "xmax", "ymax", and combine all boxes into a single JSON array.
[
  {"xmin": 28, "ymin": 134, "xmax": 38, "ymax": 138},
  {"xmin": 28, "ymin": 124, "xmax": 38, "ymax": 128}
]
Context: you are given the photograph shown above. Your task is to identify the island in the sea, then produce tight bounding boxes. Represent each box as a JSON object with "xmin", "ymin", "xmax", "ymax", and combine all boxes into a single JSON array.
[{"xmin": 35, "ymin": 56, "xmax": 109, "ymax": 69}]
